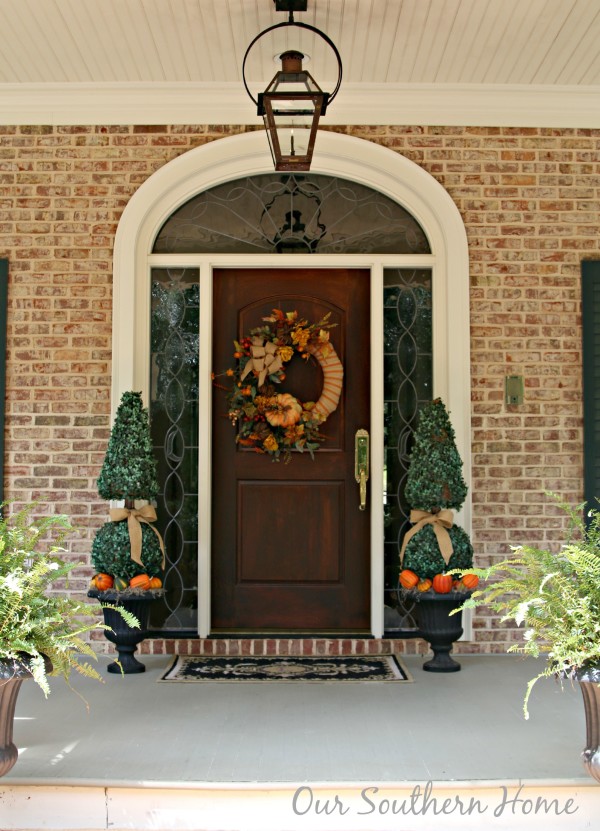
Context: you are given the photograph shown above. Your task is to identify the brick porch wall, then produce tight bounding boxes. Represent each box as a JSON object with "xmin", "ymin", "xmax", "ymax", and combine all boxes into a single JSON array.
[{"xmin": 1, "ymin": 124, "xmax": 599, "ymax": 653}]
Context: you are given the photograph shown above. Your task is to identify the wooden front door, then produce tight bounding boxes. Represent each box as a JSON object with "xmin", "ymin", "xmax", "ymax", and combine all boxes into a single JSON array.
[{"xmin": 211, "ymin": 268, "xmax": 370, "ymax": 631}]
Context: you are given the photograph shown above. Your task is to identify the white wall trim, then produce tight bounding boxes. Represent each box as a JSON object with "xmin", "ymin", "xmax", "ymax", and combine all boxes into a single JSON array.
[
  {"xmin": 112, "ymin": 130, "xmax": 471, "ymax": 639},
  {"xmin": 1, "ymin": 82, "xmax": 599, "ymax": 127}
]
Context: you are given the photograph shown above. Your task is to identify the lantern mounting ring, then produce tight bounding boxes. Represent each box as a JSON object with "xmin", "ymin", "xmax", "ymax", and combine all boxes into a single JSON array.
[{"xmin": 242, "ymin": 19, "xmax": 343, "ymax": 111}]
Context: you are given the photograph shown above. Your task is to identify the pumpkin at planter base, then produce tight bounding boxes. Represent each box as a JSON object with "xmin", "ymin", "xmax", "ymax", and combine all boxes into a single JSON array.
[
  {"xmin": 129, "ymin": 573, "xmax": 151, "ymax": 590},
  {"xmin": 432, "ymin": 573, "xmax": 453, "ymax": 594},
  {"xmin": 399, "ymin": 569, "xmax": 419, "ymax": 590}
]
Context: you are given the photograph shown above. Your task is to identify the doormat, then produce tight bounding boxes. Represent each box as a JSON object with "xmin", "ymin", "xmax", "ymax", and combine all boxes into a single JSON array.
[{"xmin": 159, "ymin": 655, "xmax": 413, "ymax": 683}]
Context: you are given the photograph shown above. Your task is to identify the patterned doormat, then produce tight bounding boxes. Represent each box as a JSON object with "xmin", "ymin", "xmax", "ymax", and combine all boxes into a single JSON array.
[{"xmin": 159, "ymin": 655, "xmax": 413, "ymax": 683}]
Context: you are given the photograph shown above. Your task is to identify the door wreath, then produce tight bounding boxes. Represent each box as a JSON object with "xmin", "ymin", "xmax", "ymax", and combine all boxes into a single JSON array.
[{"xmin": 220, "ymin": 309, "xmax": 343, "ymax": 462}]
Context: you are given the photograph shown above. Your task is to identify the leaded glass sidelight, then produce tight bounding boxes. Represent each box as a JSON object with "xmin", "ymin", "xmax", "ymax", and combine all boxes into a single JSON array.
[
  {"xmin": 149, "ymin": 268, "xmax": 200, "ymax": 632},
  {"xmin": 152, "ymin": 174, "xmax": 431, "ymax": 256},
  {"xmin": 383, "ymin": 269, "xmax": 432, "ymax": 632}
]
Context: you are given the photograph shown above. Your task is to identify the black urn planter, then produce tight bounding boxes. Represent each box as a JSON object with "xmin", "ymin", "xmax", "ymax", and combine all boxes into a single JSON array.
[
  {"xmin": 577, "ymin": 666, "xmax": 600, "ymax": 784},
  {"xmin": 0, "ymin": 656, "xmax": 52, "ymax": 777},
  {"xmin": 88, "ymin": 589, "xmax": 161, "ymax": 674},
  {"xmin": 405, "ymin": 589, "xmax": 471, "ymax": 672}
]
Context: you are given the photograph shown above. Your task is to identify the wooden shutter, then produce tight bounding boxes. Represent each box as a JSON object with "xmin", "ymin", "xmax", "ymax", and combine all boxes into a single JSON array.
[
  {"xmin": 0, "ymin": 259, "xmax": 7, "ymax": 506},
  {"xmin": 582, "ymin": 261, "xmax": 600, "ymax": 511}
]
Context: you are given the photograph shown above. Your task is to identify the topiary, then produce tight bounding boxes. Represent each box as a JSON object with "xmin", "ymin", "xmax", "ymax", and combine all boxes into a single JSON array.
[
  {"xmin": 400, "ymin": 398, "xmax": 473, "ymax": 581},
  {"xmin": 91, "ymin": 521, "xmax": 163, "ymax": 581},
  {"xmin": 402, "ymin": 524, "xmax": 473, "ymax": 581},
  {"xmin": 97, "ymin": 391, "xmax": 159, "ymax": 502},
  {"xmin": 92, "ymin": 391, "xmax": 164, "ymax": 581},
  {"xmin": 405, "ymin": 397, "xmax": 467, "ymax": 511}
]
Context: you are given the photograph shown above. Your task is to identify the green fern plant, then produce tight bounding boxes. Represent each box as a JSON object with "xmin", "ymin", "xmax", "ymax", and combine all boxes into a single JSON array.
[
  {"xmin": 453, "ymin": 496, "xmax": 600, "ymax": 717},
  {"xmin": 0, "ymin": 505, "xmax": 139, "ymax": 697}
]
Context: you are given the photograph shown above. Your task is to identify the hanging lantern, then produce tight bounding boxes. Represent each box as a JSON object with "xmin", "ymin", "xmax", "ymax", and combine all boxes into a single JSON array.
[{"xmin": 243, "ymin": 1, "xmax": 342, "ymax": 171}]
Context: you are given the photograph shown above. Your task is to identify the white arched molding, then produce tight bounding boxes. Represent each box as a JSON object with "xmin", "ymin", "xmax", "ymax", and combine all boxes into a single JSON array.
[{"xmin": 112, "ymin": 130, "xmax": 471, "ymax": 639}]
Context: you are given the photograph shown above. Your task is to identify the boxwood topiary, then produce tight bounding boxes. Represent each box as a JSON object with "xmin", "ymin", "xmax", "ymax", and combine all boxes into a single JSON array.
[
  {"xmin": 92, "ymin": 390, "xmax": 164, "ymax": 581},
  {"xmin": 402, "ymin": 524, "xmax": 473, "ymax": 581},
  {"xmin": 91, "ymin": 521, "xmax": 163, "ymax": 581},
  {"xmin": 97, "ymin": 391, "xmax": 159, "ymax": 502},
  {"xmin": 405, "ymin": 398, "xmax": 468, "ymax": 512},
  {"xmin": 401, "ymin": 398, "xmax": 473, "ymax": 580}
]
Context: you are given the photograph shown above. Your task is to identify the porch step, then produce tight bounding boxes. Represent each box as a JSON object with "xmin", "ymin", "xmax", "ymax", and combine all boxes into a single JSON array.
[
  {"xmin": 135, "ymin": 636, "xmax": 421, "ymax": 657},
  {"xmin": 2, "ymin": 781, "xmax": 599, "ymax": 831}
]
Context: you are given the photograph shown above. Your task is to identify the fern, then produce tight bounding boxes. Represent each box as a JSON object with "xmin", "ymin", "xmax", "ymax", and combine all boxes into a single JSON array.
[
  {"xmin": 451, "ymin": 495, "xmax": 600, "ymax": 717},
  {"xmin": 0, "ymin": 504, "xmax": 139, "ymax": 699}
]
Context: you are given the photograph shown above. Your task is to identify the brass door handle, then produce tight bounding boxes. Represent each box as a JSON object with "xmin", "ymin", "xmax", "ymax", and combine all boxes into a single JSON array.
[{"xmin": 354, "ymin": 429, "xmax": 369, "ymax": 511}]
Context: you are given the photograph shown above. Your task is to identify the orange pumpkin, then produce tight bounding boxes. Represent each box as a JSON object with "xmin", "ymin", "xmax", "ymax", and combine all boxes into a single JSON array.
[
  {"xmin": 265, "ymin": 393, "xmax": 302, "ymax": 427},
  {"xmin": 432, "ymin": 573, "xmax": 453, "ymax": 594},
  {"xmin": 129, "ymin": 573, "xmax": 151, "ymax": 590},
  {"xmin": 93, "ymin": 573, "xmax": 114, "ymax": 591},
  {"xmin": 149, "ymin": 576, "xmax": 163, "ymax": 589},
  {"xmin": 460, "ymin": 573, "xmax": 479, "ymax": 590},
  {"xmin": 417, "ymin": 578, "xmax": 433, "ymax": 592},
  {"xmin": 399, "ymin": 569, "xmax": 419, "ymax": 590}
]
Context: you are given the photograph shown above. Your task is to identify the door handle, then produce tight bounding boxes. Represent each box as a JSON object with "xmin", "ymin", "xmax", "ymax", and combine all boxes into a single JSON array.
[{"xmin": 354, "ymin": 429, "xmax": 370, "ymax": 511}]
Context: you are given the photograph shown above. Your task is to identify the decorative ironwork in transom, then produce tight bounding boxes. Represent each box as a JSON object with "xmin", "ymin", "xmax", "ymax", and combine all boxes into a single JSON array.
[{"xmin": 153, "ymin": 174, "xmax": 431, "ymax": 255}]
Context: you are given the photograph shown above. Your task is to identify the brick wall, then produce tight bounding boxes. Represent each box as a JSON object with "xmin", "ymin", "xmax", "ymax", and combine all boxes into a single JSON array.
[{"xmin": 1, "ymin": 124, "xmax": 599, "ymax": 652}]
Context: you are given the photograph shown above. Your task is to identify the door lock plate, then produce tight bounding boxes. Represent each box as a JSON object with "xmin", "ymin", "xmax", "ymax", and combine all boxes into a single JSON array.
[{"xmin": 355, "ymin": 429, "xmax": 369, "ymax": 511}]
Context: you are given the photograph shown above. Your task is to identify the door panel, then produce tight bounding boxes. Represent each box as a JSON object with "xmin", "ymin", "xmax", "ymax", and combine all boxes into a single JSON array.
[{"xmin": 212, "ymin": 268, "xmax": 370, "ymax": 631}]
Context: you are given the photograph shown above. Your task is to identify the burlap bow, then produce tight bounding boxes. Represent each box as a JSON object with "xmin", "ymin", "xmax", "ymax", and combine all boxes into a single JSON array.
[
  {"xmin": 399, "ymin": 509, "xmax": 454, "ymax": 564},
  {"xmin": 109, "ymin": 505, "xmax": 166, "ymax": 570},
  {"xmin": 240, "ymin": 337, "xmax": 283, "ymax": 387}
]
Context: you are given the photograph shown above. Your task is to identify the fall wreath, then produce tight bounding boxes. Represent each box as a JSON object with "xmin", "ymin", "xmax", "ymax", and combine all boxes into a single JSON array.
[{"xmin": 221, "ymin": 309, "xmax": 343, "ymax": 462}]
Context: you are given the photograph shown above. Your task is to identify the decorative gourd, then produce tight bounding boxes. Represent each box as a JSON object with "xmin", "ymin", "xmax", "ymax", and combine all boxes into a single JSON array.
[
  {"xmin": 460, "ymin": 573, "xmax": 479, "ymax": 590},
  {"xmin": 265, "ymin": 393, "xmax": 302, "ymax": 427},
  {"xmin": 399, "ymin": 569, "xmax": 419, "ymax": 590},
  {"xmin": 93, "ymin": 572, "xmax": 114, "ymax": 591},
  {"xmin": 149, "ymin": 576, "xmax": 162, "ymax": 589},
  {"xmin": 417, "ymin": 578, "xmax": 433, "ymax": 592},
  {"xmin": 432, "ymin": 573, "xmax": 453, "ymax": 594},
  {"xmin": 129, "ymin": 573, "xmax": 151, "ymax": 590},
  {"xmin": 113, "ymin": 576, "xmax": 128, "ymax": 591}
]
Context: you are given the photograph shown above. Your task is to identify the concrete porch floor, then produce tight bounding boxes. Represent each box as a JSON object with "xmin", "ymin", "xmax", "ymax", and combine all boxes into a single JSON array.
[{"xmin": 2, "ymin": 653, "xmax": 599, "ymax": 830}]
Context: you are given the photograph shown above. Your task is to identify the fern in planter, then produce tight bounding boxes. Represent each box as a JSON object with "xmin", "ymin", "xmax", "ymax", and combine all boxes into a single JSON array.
[
  {"xmin": 454, "ymin": 498, "xmax": 600, "ymax": 716},
  {"xmin": 0, "ymin": 506, "xmax": 138, "ymax": 696}
]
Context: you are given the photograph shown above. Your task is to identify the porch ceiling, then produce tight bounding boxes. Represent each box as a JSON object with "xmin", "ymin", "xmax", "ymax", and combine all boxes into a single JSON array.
[{"xmin": 1, "ymin": 0, "xmax": 599, "ymax": 127}]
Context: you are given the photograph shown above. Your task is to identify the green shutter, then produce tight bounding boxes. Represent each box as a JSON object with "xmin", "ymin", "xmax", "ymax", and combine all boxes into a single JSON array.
[
  {"xmin": 582, "ymin": 261, "xmax": 600, "ymax": 511},
  {"xmin": 0, "ymin": 259, "xmax": 6, "ymax": 506}
]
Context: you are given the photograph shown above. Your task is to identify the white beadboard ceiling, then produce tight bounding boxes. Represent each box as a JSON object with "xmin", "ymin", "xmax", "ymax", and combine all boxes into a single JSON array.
[{"xmin": 0, "ymin": 0, "xmax": 599, "ymax": 126}]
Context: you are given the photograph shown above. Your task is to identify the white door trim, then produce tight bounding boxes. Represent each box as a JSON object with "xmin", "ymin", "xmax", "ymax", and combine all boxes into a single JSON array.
[{"xmin": 112, "ymin": 130, "xmax": 471, "ymax": 639}]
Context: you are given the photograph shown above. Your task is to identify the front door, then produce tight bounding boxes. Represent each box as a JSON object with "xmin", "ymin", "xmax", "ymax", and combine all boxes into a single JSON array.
[{"xmin": 211, "ymin": 268, "xmax": 370, "ymax": 631}]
